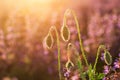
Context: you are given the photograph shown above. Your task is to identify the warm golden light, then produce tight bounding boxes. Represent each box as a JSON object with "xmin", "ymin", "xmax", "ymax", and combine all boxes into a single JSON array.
[
  {"xmin": 0, "ymin": 0, "xmax": 56, "ymax": 11},
  {"xmin": 0, "ymin": 0, "xmax": 58, "ymax": 18},
  {"xmin": 25, "ymin": 0, "xmax": 54, "ymax": 3}
]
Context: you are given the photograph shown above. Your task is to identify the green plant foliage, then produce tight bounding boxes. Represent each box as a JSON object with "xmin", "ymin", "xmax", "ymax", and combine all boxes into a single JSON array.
[
  {"xmin": 87, "ymin": 64, "xmax": 95, "ymax": 80},
  {"xmin": 77, "ymin": 60, "xmax": 86, "ymax": 80},
  {"xmin": 95, "ymin": 73, "xmax": 105, "ymax": 80},
  {"xmin": 43, "ymin": 9, "xmax": 114, "ymax": 80}
]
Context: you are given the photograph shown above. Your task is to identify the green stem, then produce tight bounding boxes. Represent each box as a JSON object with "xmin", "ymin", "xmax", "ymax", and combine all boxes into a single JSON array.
[
  {"xmin": 67, "ymin": 43, "xmax": 72, "ymax": 61},
  {"xmin": 50, "ymin": 26, "xmax": 62, "ymax": 80},
  {"xmin": 63, "ymin": 9, "xmax": 70, "ymax": 26},
  {"xmin": 70, "ymin": 10, "xmax": 89, "ymax": 66},
  {"xmin": 78, "ymin": 59, "xmax": 86, "ymax": 80},
  {"xmin": 63, "ymin": 12, "xmax": 67, "ymax": 26},
  {"xmin": 93, "ymin": 45, "xmax": 105, "ymax": 72}
]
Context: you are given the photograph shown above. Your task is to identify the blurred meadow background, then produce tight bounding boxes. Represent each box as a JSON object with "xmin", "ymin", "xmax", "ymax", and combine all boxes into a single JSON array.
[{"xmin": 0, "ymin": 0, "xmax": 120, "ymax": 80}]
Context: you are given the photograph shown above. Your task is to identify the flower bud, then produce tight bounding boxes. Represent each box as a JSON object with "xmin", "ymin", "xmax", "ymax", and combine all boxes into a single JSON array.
[
  {"xmin": 65, "ymin": 60, "xmax": 74, "ymax": 70},
  {"xmin": 67, "ymin": 43, "xmax": 80, "ymax": 65},
  {"xmin": 104, "ymin": 51, "xmax": 112, "ymax": 65},
  {"xmin": 61, "ymin": 25, "xmax": 70, "ymax": 42},
  {"xmin": 45, "ymin": 32, "xmax": 54, "ymax": 49}
]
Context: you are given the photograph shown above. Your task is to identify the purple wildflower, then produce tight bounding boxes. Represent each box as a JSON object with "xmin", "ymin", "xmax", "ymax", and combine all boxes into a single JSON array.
[
  {"xmin": 101, "ymin": 53, "xmax": 104, "ymax": 61},
  {"xmin": 103, "ymin": 65, "xmax": 110, "ymax": 74},
  {"xmin": 64, "ymin": 69, "xmax": 71, "ymax": 78},
  {"xmin": 118, "ymin": 53, "xmax": 120, "ymax": 57},
  {"xmin": 102, "ymin": 77, "xmax": 107, "ymax": 80},
  {"xmin": 113, "ymin": 59, "xmax": 120, "ymax": 69},
  {"xmin": 71, "ymin": 75, "xmax": 79, "ymax": 80},
  {"xmin": 113, "ymin": 53, "xmax": 120, "ymax": 69}
]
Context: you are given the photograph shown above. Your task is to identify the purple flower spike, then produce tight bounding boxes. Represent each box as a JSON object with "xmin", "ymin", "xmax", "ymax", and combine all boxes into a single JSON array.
[
  {"xmin": 102, "ymin": 77, "xmax": 107, "ymax": 80},
  {"xmin": 113, "ymin": 58, "xmax": 120, "ymax": 69},
  {"xmin": 103, "ymin": 65, "xmax": 109, "ymax": 74},
  {"xmin": 118, "ymin": 53, "xmax": 120, "ymax": 57}
]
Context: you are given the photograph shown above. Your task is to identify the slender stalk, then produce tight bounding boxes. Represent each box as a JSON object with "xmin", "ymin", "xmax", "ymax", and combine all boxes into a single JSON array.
[
  {"xmin": 93, "ymin": 45, "xmax": 105, "ymax": 72},
  {"xmin": 67, "ymin": 43, "xmax": 72, "ymax": 61},
  {"xmin": 50, "ymin": 26, "xmax": 62, "ymax": 80},
  {"xmin": 70, "ymin": 10, "xmax": 89, "ymax": 66},
  {"xmin": 63, "ymin": 12, "xmax": 67, "ymax": 26},
  {"xmin": 66, "ymin": 44, "xmax": 74, "ymax": 69},
  {"xmin": 63, "ymin": 9, "xmax": 70, "ymax": 26},
  {"xmin": 67, "ymin": 43, "xmax": 85, "ymax": 80}
]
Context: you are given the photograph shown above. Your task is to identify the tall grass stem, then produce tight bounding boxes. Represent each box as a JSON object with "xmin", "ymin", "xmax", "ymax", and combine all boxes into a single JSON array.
[
  {"xmin": 70, "ymin": 10, "xmax": 89, "ymax": 66},
  {"xmin": 50, "ymin": 26, "xmax": 62, "ymax": 80}
]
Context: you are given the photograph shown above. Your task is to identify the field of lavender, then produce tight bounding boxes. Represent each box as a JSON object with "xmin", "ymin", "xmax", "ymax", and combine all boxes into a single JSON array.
[{"xmin": 0, "ymin": 0, "xmax": 120, "ymax": 80}]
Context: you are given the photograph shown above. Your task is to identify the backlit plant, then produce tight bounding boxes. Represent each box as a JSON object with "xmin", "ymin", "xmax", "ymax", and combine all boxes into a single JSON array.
[
  {"xmin": 44, "ymin": 26, "xmax": 62, "ymax": 80},
  {"xmin": 43, "ymin": 9, "xmax": 114, "ymax": 80}
]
